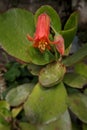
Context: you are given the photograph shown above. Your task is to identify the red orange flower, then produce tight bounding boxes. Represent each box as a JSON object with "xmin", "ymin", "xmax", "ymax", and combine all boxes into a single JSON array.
[
  {"xmin": 27, "ymin": 13, "xmax": 51, "ymax": 52},
  {"xmin": 27, "ymin": 13, "xmax": 65, "ymax": 55}
]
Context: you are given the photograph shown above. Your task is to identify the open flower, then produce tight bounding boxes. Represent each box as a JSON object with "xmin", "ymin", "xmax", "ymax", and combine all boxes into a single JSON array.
[
  {"xmin": 27, "ymin": 13, "xmax": 65, "ymax": 55},
  {"xmin": 27, "ymin": 13, "xmax": 51, "ymax": 52}
]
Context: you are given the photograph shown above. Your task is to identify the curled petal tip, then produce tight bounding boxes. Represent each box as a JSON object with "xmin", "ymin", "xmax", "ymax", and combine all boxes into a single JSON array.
[{"xmin": 27, "ymin": 34, "xmax": 34, "ymax": 41}]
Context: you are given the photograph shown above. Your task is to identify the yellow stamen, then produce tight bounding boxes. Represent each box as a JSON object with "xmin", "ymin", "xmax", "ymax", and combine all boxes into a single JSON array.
[{"xmin": 38, "ymin": 41, "xmax": 48, "ymax": 51}]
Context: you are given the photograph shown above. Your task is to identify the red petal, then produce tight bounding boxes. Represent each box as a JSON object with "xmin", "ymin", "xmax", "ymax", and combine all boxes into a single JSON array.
[
  {"xmin": 55, "ymin": 41, "xmax": 65, "ymax": 55},
  {"xmin": 34, "ymin": 13, "xmax": 50, "ymax": 42},
  {"xmin": 53, "ymin": 35, "xmax": 65, "ymax": 55}
]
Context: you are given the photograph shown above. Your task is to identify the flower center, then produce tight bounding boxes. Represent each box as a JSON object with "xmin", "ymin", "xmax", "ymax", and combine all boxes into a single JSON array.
[{"xmin": 38, "ymin": 41, "xmax": 48, "ymax": 51}]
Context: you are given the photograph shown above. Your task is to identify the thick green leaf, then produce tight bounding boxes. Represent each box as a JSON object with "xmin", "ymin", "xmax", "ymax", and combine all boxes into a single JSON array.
[
  {"xmin": 74, "ymin": 62, "xmax": 87, "ymax": 78},
  {"xmin": 39, "ymin": 62, "xmax": 66, "ymax": 87},
  {"xmin": 20, "ymin": 111, "xmax": 71, "ymax": 130},
  {"xmin": 5, "ymin": 83, "xmax": 34, "ymax": 106},
  {"xmin": 68, "ymin": 93, "xmax": 87, "ymax": 123},
  {"xmin": 64, "ymin": 12, "xmax": 78, "ymax": 30},
  {"xmin": 19, "ymin": 122, "xmax": 36, "ymax": 130},
  {"xmin": 28, "ymin": 45, "xmax": 55, "ymax": 65},
  {"xmin": 61, "ymin": 29, "xmax": 76, "ymax": 49},
  {"xmin": 24, "ymin": 82, "xmax": 67, "ymax": 124},
  {"xmin": 0, "ymin": 8, "xmax": 35, "ymax": 62},
  {"xmin": 38, "ymin": 110, "xmax": 72, "ymax": 130},
  {"xmin": 35, "ymin": 5, "xmax": 61, "ymax": 33},
  {"xmin": 63, "ymin": 73, "xmax": 87, "ymax": 88},
  {"xmin": 60, "ymin": 11, "xmax": 78, "ymax": 48},
  {"xmin": 63, "ymin": 43, "xmax": 87, "ymax": 67}
]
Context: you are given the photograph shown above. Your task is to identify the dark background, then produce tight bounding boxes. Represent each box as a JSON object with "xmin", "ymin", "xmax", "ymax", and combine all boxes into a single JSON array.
[{"xmin": 0, "ymin": 0, "xmax": 87, "ymax": 27}]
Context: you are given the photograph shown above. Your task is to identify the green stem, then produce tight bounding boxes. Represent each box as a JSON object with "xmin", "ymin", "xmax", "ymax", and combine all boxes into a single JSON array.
[
  {"xmin": 53, "ymin": 45, "xmax": 58, "ymax": 61},
  {"xmin": 51, "ymin": 26, "xmax": 59, "ymax": 35}
]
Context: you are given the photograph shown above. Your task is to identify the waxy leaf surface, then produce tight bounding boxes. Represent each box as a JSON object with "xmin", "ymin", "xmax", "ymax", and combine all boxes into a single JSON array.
[
  {"xmin": 74, "ymin": 62, "xmax": 87, "ymax": 78},
  {"xmin": 39, "ymin": 62, "xmax": 66, "ymax": 87},
  {"xmin": 63, "ymin": 73, "xmax": 87, "ymax": 88},
  {"xmin": 63, "ymin": 43, "xmax": 87, "ymax": 66},
  {"xmin": 24, "ymin": 83, "xmax": 67, "ymax": 124},
  {"xmin": 38, "ymin": 110, "xmax": 72, "ymax": 130},
  {"xmin": 0, "ymin": 8, "xmax": 35, "ymax": 62},
  {"xmin": 60, "ymin": 11, "xmax": 78, "ymax": 49},
  {"xmin": 6, "ymin": 83, "xmax": 33, "ymax": 106},
  {"xmin": 68, "ymin": 93, "xmax": 87, "ymax": 123}
]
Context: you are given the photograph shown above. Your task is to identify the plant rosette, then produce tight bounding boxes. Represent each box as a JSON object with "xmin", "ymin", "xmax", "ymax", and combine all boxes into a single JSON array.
[{"xmin": 0, "ymin": 5, "xmax": 87, "ymax": 130}]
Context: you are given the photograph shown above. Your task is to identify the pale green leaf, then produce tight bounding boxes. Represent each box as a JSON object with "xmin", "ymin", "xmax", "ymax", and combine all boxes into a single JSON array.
[
  {"xmin": 38, "ymin": 110, "xmax": 72, "ymax": 130},
  {"xmin": 5, "ymin": 83, "xmax": 34, "ymax": 106},
  {"xmin": 63, "ymin": 73, "xmax": 87, "ymax": 88},
  {"xmin": 19, "ymin": 122, "xmax": 36, "ymax": 130},
  {"xmin": 74, "ymin": 62, "xmax": 87, "ymax": 78},
  {"xmin": 68, "ymin": 93, "xmax": 87, "ymax": 123},
  {"xmin": 24, "ymin": 82, "xmax": 67, "ymax": 124},
  {"xmin": 63, "ymin": 44, "xmax": 87, "ymax": 67},
  {"xmin": 60, "ymin": 11, "xmax": 78, "ymax": 48},
  {"xmin": 39, "ymin": 62, "xmax": 66, "ymax": 87}
]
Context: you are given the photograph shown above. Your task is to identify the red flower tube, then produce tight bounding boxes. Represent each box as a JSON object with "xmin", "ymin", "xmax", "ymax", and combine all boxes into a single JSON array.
[{"xmin": 27, "ymin": 13, "xmax": 51, "ymax": 52}]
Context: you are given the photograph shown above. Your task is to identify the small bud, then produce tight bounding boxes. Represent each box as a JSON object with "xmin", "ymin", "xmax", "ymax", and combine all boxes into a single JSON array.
[{"xmin": 53, "ymin": 35, "xmax": 65, "ymax": 55}]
